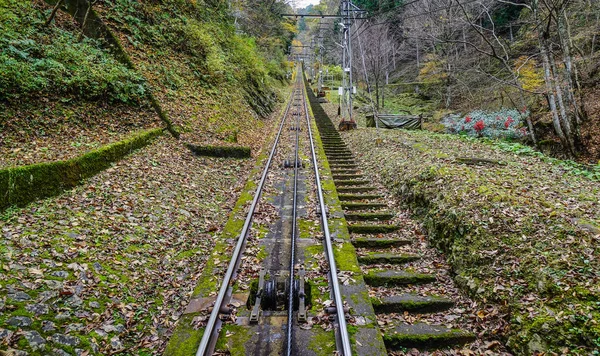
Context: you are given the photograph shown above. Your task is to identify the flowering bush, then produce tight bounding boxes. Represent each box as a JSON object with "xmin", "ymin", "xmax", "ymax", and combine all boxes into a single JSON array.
[{"xmin": 442, "ymin": 108, "xmax": 530, "ymax": 140}]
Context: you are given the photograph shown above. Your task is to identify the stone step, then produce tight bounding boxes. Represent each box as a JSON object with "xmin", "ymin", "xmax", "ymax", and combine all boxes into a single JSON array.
[
  {"xmin": 351, "ymin": 237, "xmax": 411, "ymax": 248},
  {"xmin": 333, "ymin": 174, "xmax": 363, "ymax": 180},
  {"xmin": 364, "ymin": 270, "xmax": 436, "ymax": 287},
  {"xmin": 338, "ymin": 194, "xmax": 383, "ymax": 201},
  {"xmin": 358, "ymin": 253, "xmax": 421, "ymax": 265},
  {"xmin": 334, "ymin": 179, "xmax": 369, "ymax": 186},
  {"xmin": 337, "ymin": 187, "xmax": 377, "ymax": 194},
  {"xmin": 341, "ymin": 203, "xmax": 387, "ymax": 211},
  {"xmin": 383, "ymin": 323, "xmax": 475, "ymax": 350},
  {"xmin": 326, "ymin": 151, "xmax": 352, "ymax": 156},
  {"xmin": 324, "ymin": 148, "xmax": 350, "ymax": 152},
  {"xmin": 348, "ymin": 224, "xmax": 399, "ymax": 234},
  {"xmin": 358, "ymin": 253, "xmax": 420, "ymax": 265},
  {"xmin": 345, "ymin": 212, "xmax": 395, "ymax": 221},
  {"xmin": 327, "ymin": 156, "xmax": 354, "ymax": 160},
  {"xmin": 332, "ymin": 170, "xmax": 360, "ymax": 175},
  {"xmin": 329, "ymin": 164, "xmax": 358, "ymax": 169},
  {"xmin": 329, "ymin": 159, "xmax": 355, "ymax": 164},
  {"xmin": 371, "ymin": 294, "xmax": 454, "ymax": 314}
]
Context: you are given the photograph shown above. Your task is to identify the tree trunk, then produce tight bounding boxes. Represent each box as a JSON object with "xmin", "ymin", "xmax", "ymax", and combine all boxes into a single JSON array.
[
  {"xmin": 549, "ymin": 57, "xmax": 576, "ymax": 154},
  {"xmin": 540, "ymin": 37, "xmax": 570, "ymax": 152},
  {"xmin": 45, "ymin": 0, "xmax": 65, "ymax": 27},
  {"xmin": 557, "ymin": 9, "xmax": 584, "ymax": 125},
  {"xmin": 78, "ymin": 0, "xmax": 95, "ymax": 41}
]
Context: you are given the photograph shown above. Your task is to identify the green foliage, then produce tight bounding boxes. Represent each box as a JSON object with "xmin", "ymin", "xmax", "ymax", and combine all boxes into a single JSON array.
[
  {"xmin": 0, "ymin": 0, "xmax": 146, "ymax": 103},
  {"xmin": 102, "ymin": 0, "xmax": 287, "ymax": 113}
]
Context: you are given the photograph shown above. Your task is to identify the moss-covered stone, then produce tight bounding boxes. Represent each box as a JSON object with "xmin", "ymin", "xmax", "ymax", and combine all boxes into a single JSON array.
[
  {"xmin": 187, "ymin": 144, "xmax": 251, "ymax": 159},
  {"xmin": 364, "ymin": 270, "xmax": 436, "ymax": 287},
  {"xmin": 0, "ymin": 128, "xmax": 162, "ymax": 211},
  {"xmin": 347, "ymin": 224, "xmax": 399, "ymax": 234}
]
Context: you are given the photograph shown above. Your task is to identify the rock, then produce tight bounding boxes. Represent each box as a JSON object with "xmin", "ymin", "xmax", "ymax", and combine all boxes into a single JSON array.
[
  {"xmin": 110, "ymin": 336, "xmax": 123, "ymax": 350},
  {"xmin": 5, "ymin": 349, "xmax": 29, "ymax": 356},
  {"xmin": 114, "ymin": 324, "xmax": 125, "ymax": 333},
  {"xmin": 52, "ymin": 349, "xmax": 71, "ymax": 356},
  {"xmin": 102, "ymin": 324, "xmax": 118, "ymax": 333},
  {"xmin": 66, "ymin": 295, "xmax": 83, "ymax": 307},
  {"xmin": 0, "ymin": 328, "xmax": 14, "ymax": 340},
  {"xmin": 89, "ymin": 301, "xmax": 100, "ymax": 309},
  {"xmin": 24, "ymin": 331, "xmax": 46, "ymax": 350},
  {"xmin": 92, "ymin": 262, "xmax": 102, "ymax": 272},
  {"xmin": 94, "ymin": 329, "xmax": 108, "ymax": 338},
  {"xmin": 26, "ymin": 303, "xmax": 49, "ymax": 316},
  {"xmin": 56, "ymin": 311, "xmax": 71, "ymax": 320},
  {"xmin": 527, "ymin": 333, "xmax": 548, "ymax": 353},
  {"xmin": 51, "ymin": 271, "xmax": 69, "ymax": 278},
  {"xmin": 45, "ymin": 280, "xmax": 63, "ymax": 290},
  {"xmin": 8, "ymin": 291, "xmax": 31, "ymax": 302},
  {"xmin": 9, "ymin": 263, "xmax": 26, "ymax": 271},
  {"xmin": 51, "ymin": 334, "xmax": 80, "ymax": 347},
  {"xmin": 38, "ymin": 290, "xmax": 58, "ymax": 302},
  {"xmin": 7, "ymin": 316, "xmax": 33, "ymax": 327},
  {"xmin": 74, "ymin": 310, "xmax": 90, "ymax": 318},
  {"xmin": 65, "ymin": 323, "xmax": 84, "ymax": 333},
  {"xmin": 42, "ymin": 320, "xmax": 56, "ymax": 332},
  {"xmin": 0, "ymin": 299, "xmax": 4, "ymax": 310}
]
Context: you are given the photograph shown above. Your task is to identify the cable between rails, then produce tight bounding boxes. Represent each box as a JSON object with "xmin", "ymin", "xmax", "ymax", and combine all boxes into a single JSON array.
[{"xmin": 196, "ymin": 89, "xmax": 295, "ymax": 356}]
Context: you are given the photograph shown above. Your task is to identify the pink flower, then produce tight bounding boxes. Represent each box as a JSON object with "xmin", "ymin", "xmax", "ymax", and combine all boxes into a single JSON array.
[
  {"xmin": 465, "ymin": 116, "xmax": 472, "ymax": 123},
  {"xmin": 504, "ymin": 117, "xmax": 515, "ymax": 128}
]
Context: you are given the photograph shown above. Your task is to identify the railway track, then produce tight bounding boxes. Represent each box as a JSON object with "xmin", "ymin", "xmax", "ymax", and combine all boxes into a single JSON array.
[{"xmin": 189, "ymin": 68, "xmax": 353, "ymax": 356}]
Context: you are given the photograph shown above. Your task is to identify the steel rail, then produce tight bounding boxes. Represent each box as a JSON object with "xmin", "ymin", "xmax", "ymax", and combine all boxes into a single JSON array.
[
  {"xmin": 286, "ymin": 83, "xmax": 302, "ymax": 356},
  {"xmin": 303, "ymin": 79, "xmax": 353, "ymax": 355},
  {"xmin": 196, "ymin": 90, "xmax": 294, "ymax": 356}
]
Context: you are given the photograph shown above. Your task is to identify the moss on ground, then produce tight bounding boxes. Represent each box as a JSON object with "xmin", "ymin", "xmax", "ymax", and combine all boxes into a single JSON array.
[{"xmin": 341, "ymin": 127, "xmax": 600, "ymax": 354}]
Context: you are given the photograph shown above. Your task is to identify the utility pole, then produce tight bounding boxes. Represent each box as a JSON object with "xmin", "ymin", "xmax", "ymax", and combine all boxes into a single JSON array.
[{"xmin": 339, "ymin": 0, "xmax": 357, "ymax": 130}]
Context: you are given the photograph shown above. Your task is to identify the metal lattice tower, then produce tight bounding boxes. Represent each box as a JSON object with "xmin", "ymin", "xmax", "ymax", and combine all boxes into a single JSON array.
[{"xmin": 339, "ymin": 0, "xmax": 356, "ymax": 129}]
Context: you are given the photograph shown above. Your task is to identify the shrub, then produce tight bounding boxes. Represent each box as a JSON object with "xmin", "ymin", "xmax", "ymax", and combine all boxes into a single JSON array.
[
  {"xmin": 0, "ymin": 0, "xmax": 147, "ymax": 104},
  {"xmin": 441, "ymin": 108, "xmax": 529, "ymax": 140}
]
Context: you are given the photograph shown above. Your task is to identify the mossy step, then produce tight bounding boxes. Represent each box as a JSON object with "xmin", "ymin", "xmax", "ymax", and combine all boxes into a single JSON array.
[
  {"xmin": 351, "ymin": 237, "xmax": 411, "ymax": 248},
  {"xmin": 348, "ymin": 224, "xmax": 399, "ymax": 234},
  {"xmin": 338, "ymin": 194, "xmax": 382, "ymax": 201},
  {"xmin": 364, "ymin": 270, "xmax": 436, "ymax": 286},
  {"xmin": 333, "ymin": 174, "xmax": 363, "ymax": 180},
  {"xmin": 335, "ymin": 179, "xmax": 370, "ymax": 186},
  {"xmin": 330, "ymin": 165, "xmax": 359, "ymax": 170},
  {"xmin": 187, "ymin": 144, "xmax": 251, "ymax": 158},
  {"xmin": 371, "ymin": 294, "xmax": 454, "ymax": 313},
  {"xmin": 383, "ymin": 323, "xmax": 475, "ymax": 350},
  {"xmin": 345, "ymin": 212, "xmax": 395, "ymax": 221},
  {"xmin": 358, "ymin": 253, "xmax": 420, "ymax": 265},
  {"xmin": 326, "ymin": 151, "xmax": 352, "ymax": 154},
  {"xmin": 327, "ymin": 153, "xmax": 354, "ymax": 158},
  {"xmin": 342, "ymin": 202, "xmax": 387, "ymax": 210},
  {"xmin": 332, "ymin": 169, "xmax": 360, "ymax": 175},
  {"xmin": 326, "ymin": 151, "xmax": 352, "ymax": 155}
]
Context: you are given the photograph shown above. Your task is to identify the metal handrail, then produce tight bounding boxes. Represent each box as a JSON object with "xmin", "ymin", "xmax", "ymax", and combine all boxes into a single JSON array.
[
  {"xmin": 303, "ymin": 80, "xmax": 353, "ymax": 356},
  {"xmin": 196, "ymin": 90, "xmax": 294, "ymax": 356}
]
